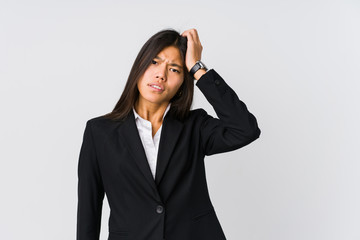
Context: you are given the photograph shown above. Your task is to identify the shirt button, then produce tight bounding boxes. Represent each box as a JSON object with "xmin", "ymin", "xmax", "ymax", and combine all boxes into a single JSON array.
[
  {"xmin": 156, "ymin": 205, "xmax": 164, "ymax": 214},
  {"xmin": 214, "ymin": 79, "xmax": 220, "ymax": 85}
]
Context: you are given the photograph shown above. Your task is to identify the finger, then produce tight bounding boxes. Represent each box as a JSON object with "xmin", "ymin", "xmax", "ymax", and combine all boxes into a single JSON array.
[
  {"xmin": 181, "ymin": 28, "xmax": 195, "ymax": 37},
  {"xmin": 187, "ymin": 29, "xmax": 201, "ymax": 45},
  {"xmin": 190, "ymin": 29, "xmax": 200, "ymax": 42},
  {"xmin": 181, "ymin": 29, "xmax": 190, "ymax": 37},
  {"xmin": 186, "ymin": 32, "xmax": 195, "ymax": 45}
]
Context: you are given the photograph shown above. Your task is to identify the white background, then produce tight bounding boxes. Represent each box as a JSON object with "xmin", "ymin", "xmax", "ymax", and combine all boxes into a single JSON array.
[{"xmin": 1, "ymin": 0, "xmax": 359, "ymax": 239}]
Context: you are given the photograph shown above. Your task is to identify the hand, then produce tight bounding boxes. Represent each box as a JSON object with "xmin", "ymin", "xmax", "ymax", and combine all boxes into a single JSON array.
[{"xmin": 181, "ymin": 28, "xmax": 203, "ymax": 72}]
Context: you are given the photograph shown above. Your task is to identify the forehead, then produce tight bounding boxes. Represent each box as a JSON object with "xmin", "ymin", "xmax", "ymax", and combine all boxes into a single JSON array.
[{"xmin": 156, "ymin": 46, "xmax": 182, "ymax": 63}]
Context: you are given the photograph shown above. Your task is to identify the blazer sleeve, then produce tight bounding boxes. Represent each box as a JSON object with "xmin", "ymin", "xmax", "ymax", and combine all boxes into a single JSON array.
[
  {"xmin": 77, "ymin": 120, "xmax": 105, "ymax": 240},
  {"xmin": 195, "ymin": 69, "xmax": 261, "ymax": 156}
]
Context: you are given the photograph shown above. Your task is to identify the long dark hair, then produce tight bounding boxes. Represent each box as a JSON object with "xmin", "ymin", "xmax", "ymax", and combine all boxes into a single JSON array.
[{"xmin": 102, "ymin": 28, "xmax": 193, "ymax": 122}]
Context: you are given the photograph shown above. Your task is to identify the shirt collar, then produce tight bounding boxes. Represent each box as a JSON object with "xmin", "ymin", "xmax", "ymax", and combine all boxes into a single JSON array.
[{"xmin": 133, "ymin": 102, "xmax": 172, "ymax": 121}]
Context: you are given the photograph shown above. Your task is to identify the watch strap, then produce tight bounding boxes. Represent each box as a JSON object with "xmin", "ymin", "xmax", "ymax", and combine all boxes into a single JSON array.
[{"xmin": 189, "ymin": 60, "xmax": 207, "ymax": 77}]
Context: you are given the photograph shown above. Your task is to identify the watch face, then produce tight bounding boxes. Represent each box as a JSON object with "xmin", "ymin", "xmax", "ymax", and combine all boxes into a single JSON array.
[
  {"xmin": 199, "ymin": 61, "xmax": 206, "ymax": 68},
  {"xmin": 199, "ymin": 61, "xmax": 207, "ymax": 70},
  {"xmin": 190, "ymin": 61, "xmax": 207, "ymax": 76}
]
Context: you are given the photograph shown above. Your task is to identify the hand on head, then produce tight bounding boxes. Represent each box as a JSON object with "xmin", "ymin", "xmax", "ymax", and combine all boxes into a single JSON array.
[{"xmin": 181, "ymin": 28, "xmax": 203, "ymax": 72}]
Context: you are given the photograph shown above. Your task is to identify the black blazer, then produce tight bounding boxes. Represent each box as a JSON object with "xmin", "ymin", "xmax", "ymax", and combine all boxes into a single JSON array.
[{"xmin": 77, "ymin": 69, "xmax": 261, "ymax": 240}]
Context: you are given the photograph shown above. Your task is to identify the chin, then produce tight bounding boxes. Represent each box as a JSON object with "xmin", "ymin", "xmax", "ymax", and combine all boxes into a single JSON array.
[{"xmin": 142, "ymin": 96, "xmax": 169, "ymax": 105}]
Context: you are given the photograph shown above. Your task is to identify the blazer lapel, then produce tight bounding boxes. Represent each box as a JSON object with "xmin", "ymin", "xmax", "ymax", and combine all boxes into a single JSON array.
[
  {"xmin": 155, "ymin": 111, "xmax": 184, "ymax": 186},
  {"xmin": 117, "ymin": 111, "xmax": 158, "ymax": 194},
  {"xmin": 116, "ymin": 109, "xmax": 184, "ymax": 192}
]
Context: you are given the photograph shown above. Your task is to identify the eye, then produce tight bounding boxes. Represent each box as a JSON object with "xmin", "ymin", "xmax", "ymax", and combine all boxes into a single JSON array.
[
  {"xmin": 170, "ymin": 68, "xmax": 180, "ymax": 73},
  {"xmin": 151, "ymin": 60, "xmax": 157, "ymax": 65}
]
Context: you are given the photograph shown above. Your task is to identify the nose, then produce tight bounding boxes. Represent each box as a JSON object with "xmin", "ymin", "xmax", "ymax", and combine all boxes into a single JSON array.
[{"xmin": 156, "ymin": 64, "xmax": 167, "ymax": 81}]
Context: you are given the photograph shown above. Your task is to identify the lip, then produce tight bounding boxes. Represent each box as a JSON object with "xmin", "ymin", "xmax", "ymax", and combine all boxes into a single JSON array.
[{"xmin": 147, "ymin": 83, "xmax": 164, "ymax": 92}]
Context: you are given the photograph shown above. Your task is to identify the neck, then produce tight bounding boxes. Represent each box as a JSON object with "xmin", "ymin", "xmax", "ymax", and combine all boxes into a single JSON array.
[{"xmin": 134, "ymin": 99, "xmax": 169, "ymax": 124}]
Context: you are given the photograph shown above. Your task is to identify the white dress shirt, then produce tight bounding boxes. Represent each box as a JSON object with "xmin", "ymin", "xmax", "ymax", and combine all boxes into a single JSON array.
[{"xmin": 132, "ymin": 103, "xmax": 171, "ymax": 179}]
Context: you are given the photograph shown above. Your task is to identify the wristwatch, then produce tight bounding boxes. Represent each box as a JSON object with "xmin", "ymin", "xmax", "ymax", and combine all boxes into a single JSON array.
[{"xmin": 189, "ymin": 60, "xmax": 208, "ymax": 77}]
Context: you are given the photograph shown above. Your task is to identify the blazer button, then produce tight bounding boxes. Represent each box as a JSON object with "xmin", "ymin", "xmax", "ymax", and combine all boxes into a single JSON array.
[
  {"xmin": 156, "ymin": 205, "xmax": 164, "ymax": 214},
  {"xmin": 214, "ymin": 79, "xmax": 220, "ymax": 85}
]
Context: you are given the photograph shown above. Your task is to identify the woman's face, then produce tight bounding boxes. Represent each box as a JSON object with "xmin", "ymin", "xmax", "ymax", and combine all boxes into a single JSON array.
[{"xmin": 137, "ymin": 45, "xmax": 184, "ymax": 107}]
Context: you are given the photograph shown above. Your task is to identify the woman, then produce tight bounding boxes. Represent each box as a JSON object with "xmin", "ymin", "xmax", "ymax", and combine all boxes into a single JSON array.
[{"xmin": 77, "ymin": 28, "xmax": 260, "ymax": 240}]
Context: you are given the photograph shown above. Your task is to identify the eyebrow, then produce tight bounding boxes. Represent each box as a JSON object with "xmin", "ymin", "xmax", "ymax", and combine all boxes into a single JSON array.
[{"xmin": 154, "ymin": 56, "xmax": 183, "ymax": 69}]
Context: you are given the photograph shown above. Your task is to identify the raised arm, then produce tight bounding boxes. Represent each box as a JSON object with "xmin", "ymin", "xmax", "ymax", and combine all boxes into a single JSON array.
[
  {"xmin": 196, "ymin": 69, "xmax": 261, "ymax": 155},
  {"xmin": 181, "ymin": 28, "xmax": 260, "ymax": 155}
]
